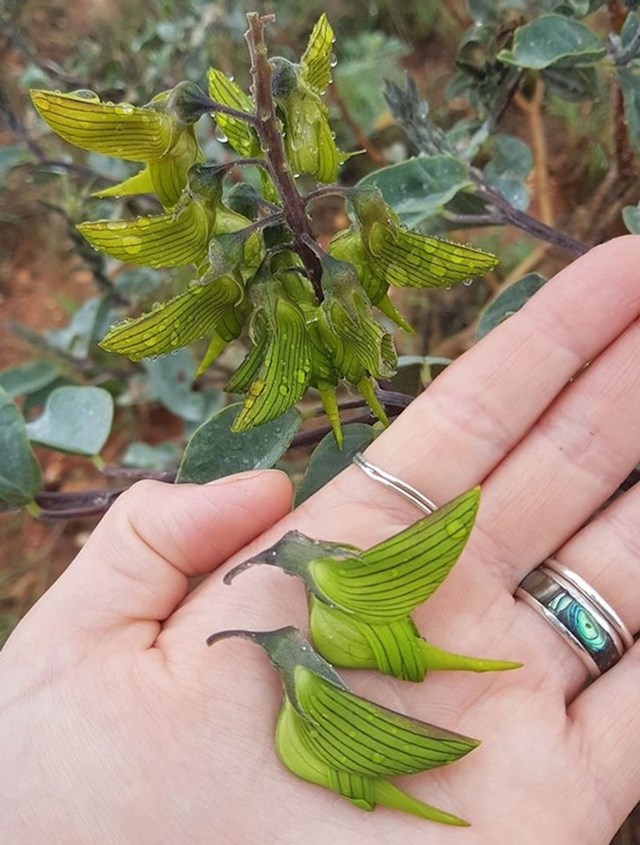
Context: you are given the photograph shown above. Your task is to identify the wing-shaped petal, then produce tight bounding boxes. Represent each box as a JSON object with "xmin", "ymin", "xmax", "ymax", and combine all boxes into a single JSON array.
[
  {"xmin": 300, "ymin": 13, "xmax": 335, "ymax": 95},
  {"xmin": 207, "ymin": 68, "xmax": 259, "ymax": 157},
  {"xmin": 77, "ymin": 200, "xmax": 210, "ymax": 268},
  {"xmin": 295, "ymin": 666, "xmax": 478, "ymax": 777},
  {"xmin": 311, "ymin": 488, "xmax": 480, "ymax": 621},
  {"xmin": 100, "ymin": 275, "xmax": 243, "ymax": 360},
  {"xmin": 232, "ymin": 298, "xmax": 311, "ymax": 430},
  {"xmin": 370, "ymin": 227, "xmax": 499, "ymax": 289},
  {"xmin": 30, "ymin": 90, "xmax": 173, "ymax": 161}
]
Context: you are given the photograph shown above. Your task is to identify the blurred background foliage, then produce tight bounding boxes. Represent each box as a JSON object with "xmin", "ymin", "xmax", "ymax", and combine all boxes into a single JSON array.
[{"xmin": 0, "ymin": 7, "xmax": 639, "ymax": 837}]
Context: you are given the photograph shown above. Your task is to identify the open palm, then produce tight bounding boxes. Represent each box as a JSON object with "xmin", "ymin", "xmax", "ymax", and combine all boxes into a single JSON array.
[{"xmin": 3, "ymin": 237, "xmax": 640, "ymax": 845}]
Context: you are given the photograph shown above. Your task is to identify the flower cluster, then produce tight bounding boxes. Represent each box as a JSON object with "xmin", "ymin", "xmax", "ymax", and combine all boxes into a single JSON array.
[{"xmin": 30, "ymin": 15, "xmax": 498, "ymax": 444}]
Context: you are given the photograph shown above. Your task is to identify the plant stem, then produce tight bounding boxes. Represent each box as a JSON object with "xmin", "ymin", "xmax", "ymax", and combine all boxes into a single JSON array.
[{"xmin": 245, "ymin": 13, "xmax": 323, "ymax": 299}]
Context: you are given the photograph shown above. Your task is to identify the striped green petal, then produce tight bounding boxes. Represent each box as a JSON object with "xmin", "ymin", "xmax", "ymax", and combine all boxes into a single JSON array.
[
  {"xmin": 207, "ymin": 68, "xmax": 260, "ymax": 157},
  {"xmin": 77, "ymin": 198, "xmax": 210, "ymax": 268},
  {"xmin": 300, "ymin": 13, "xmax": 334, "ymax": 95},
  {"xmin": 225, "ymin": 330, "xmax": 268, "ymax": 394},
  {"xmin": 99, "ymin": 275, "xmax": 244, "ymax": 360},
  {"xmin": 310, "ymin": 597, "xmax": 520, "ymax": 679},
  {"xmin": 311, "ymin": 488, "xmax": 480, "ymax": 622},
  {"xmin": 276, "ymin": 697, "xmax": 469, "ymax": 825},
  {"xmin": 149, "ymin": 125, "xmax": 204, "ymax": 208},
  {"xmin": 231, "ymin": 298, "xmax": 311, "ymax": 430},
  {"xmin": 310, "ymin": 597, "xmax": 425, "ymax": 680},
  {"xmin": 30, "ymin": 89, "xmax": 173, "ymax": 161},
  {"xmin": 294, "ymin": 665, "xmax": 479, "ymax": 776},
  {"xmin": 370, "ymin": 227, "xmax": 499, "ymax": 289}
]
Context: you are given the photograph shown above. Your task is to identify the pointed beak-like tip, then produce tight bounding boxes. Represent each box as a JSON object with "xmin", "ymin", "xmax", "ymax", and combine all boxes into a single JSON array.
[
  {"xmin": 222, "ymin": 549, "xmax": 278, "ymax": 585},
  {"xmin": 206, "ymin": 628, "xmax": 255, "ymax": 648}
]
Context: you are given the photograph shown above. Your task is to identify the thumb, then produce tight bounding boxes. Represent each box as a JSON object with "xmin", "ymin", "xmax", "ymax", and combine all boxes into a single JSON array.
[{"xmin": 11, "ymin": 471, "xmax": 292, "ymax": 648}]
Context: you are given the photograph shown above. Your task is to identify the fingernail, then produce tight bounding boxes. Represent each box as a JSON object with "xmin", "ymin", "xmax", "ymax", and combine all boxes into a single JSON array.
[{"xmin": 205, "ymin": 469, "xmax": 284, "ymax": 486}]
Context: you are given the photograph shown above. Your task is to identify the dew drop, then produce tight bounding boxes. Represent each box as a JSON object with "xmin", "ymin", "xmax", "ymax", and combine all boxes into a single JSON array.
[
  {"xmin": 115, "ymin": 103, "xmax": 135, "ymax": 115},
  {"xmin": 71, "ymin": 89, "xmax": 100, "ymax": 102},
  {"xmin": 372, "ymin": 752, "xmax": 385, "ymax": 764},
  {"xmin": 462, "ymin": 278, "xmax": 473, "ymax": 287},
  {"xmin": 38, "ymin": 98, "xmax": 50, "ymax": 111},
  {"xmin": 123, "ymin": 234, "xmax": 143, "ymax": 255},
  {"xmin": 106, "ymin": 220, "xmax": 127, "ymax": 230}
]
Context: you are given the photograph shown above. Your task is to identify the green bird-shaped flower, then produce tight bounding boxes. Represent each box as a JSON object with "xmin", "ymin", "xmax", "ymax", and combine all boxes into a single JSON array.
[
  {"xmin": 269, "ymin": 15, "xmax": 348, "ymax": 183},
  {"xmin": 317, "ymin": 253, "xmax": 396, "ymax": 429},
  {"xmin": 77, "ymin": 164, "xmax": 256, "ymax": 271},
  {"xmin": 225, "ymin": 488, "xmax": 519, "ymax": 679},
  {"xmin": 228, "ymin": 266, "xmax": 312, "ymax": 431},
  {"xmin": 30, "ymin": 81, "xmax": 212, "ymax": 207},
  {"xmin": 331, "ymin": 184, "xmax": 499, "ymax": 294},
  {"xmin": 225, "ymin": 488, "xmax": 481, "ymax": 622},
  {"xmin": 99, "ymin": 229, "xmax": 258, "ymax": 365},
  {"xmin": 207, "ymin": 625, "xmax": 478, "ymax": 825}
]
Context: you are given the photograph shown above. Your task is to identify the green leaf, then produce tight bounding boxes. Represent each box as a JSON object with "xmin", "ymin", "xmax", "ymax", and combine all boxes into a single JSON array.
[
  {"xmin": 121, "ymin": 441, "xmax": 180, "ymax": 470},
  {"xmin": 177, "ymin": 404, "xmax": 301, "ymax": 483},
  {"xmin": 541, "ymin": 65, "xmax": 598, "ymax": 101},
  {"xmin": 358, "ymin": 156, "xmax": 473, "ymax": 227},
  {"xmin": 0, "ymin": 387, "xmax": 42, "ymax": 506},
  {"xmin": 143, "ymin": 349, "xmax": 205, "ymax": 422},
  {"xmin": 295, "ymin": 424, "xmax": 375, "ymax": 506},
  {"xmin": 25, "ymin": 386, "xmax": 114, "ymax": 456},
  {"xmin": 617, "ymin": 66, "xmax": 640, "ymax": 149},
  {"xmin": 497, "ymin": 15, "xmax": 606, "ymax": 70},
  {"xmin": 0, "ymin": 361, "xmax": 61, "ymax": 398},
  {"xmin": 46, "ymin": 296, "xmax": 116, "ymax": 359},
  {"xmin": 623, "ymin": 202, "xmax": 640, "ymax": 233},
  {"xmin": 476, "ymin": 273, "xmax": 547, "ymax": 340},
  {"xmin": 0, "ymin": 146, "xmax": 35, "ymax": 185}
]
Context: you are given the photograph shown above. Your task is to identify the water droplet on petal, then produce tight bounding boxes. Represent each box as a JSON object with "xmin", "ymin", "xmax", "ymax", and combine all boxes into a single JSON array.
[{"xmin": 123, "ymin": 235, "xmax": 143, "ymax": 255}]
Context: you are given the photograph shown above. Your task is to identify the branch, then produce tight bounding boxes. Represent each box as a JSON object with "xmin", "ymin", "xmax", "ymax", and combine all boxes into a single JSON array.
[{"xmin": 245, "ymin": 13, "xmax": 323, "ymax": 299}]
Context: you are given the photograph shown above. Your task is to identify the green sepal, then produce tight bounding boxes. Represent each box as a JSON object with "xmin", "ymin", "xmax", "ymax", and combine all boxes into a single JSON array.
[
  {"xmin": 300, "ymin": 13, "xmax": 335, "ymax": 95},
  {"xmin": 309, "ymin": 598, "xmax": 521, "ymax": 681},
  {"xmin": 224, "ymin": 530, "xmax": 362, "ymax": 594},
  {"xmin": 351, "ymin": 185, "xmax": 499, "ymax": 288},
  {"xmin": 99, "ymin": 274, "xmax": 244, "ymax": 361},
  {"xmin": 207, "ymin": 67, "xmax": 261, "ymax": 157}
]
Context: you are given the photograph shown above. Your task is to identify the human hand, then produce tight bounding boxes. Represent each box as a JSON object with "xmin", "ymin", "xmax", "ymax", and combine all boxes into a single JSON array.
[{"xmin": 3, "ymin": 237, "xmax": 640, "ymax": 845}]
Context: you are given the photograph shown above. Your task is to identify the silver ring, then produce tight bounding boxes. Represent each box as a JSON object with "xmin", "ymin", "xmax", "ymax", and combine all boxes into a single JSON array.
[
  {"xmin": 352, "ymin": 452, "xmax": 437, "ymax": 515},
  {"xmin": 516, "ymin": 558, "xmax": 633, "ymax": 678}
]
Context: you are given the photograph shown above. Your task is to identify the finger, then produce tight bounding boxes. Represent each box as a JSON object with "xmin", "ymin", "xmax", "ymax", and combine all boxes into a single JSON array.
[
  {"xmin": 301, "ymin": 237, "xmax": 640, "ymax": 550},
  {"xmin": 10, "ymin": 471, "xmax": 292, "ymax": 649},
  {"xmin": 168, "ymin": 239, "xmax": 640, "ymax": 638},
  {"xmin": 565, "ymin": 490, "xmax": 640, "ymax": 815}
]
